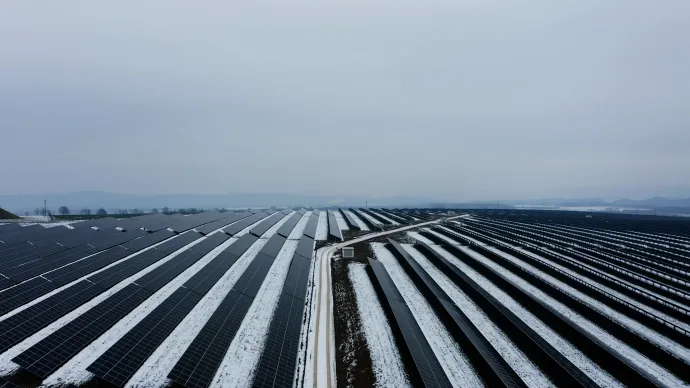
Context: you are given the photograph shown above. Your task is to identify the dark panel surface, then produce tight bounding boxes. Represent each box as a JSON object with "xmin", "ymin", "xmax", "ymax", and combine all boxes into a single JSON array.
[
  {"xmin": 276, "ymin": 213, "xmax": 302, "ymax": 238},
  {"xmin": 249, "ymin": 212, "xmax": 285, "ymax": 238}
]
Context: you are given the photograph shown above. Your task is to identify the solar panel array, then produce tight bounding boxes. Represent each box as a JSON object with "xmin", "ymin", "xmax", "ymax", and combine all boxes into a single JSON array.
[
  {"xmin": 11, "ymin": 231, "xmax": 225, "ymax": 378},
  {"xmin": 195, "ymin": 211, "xmax": 251, "ymax": 235},
  {"xmin": 222, "ymin": 212, "xmax": 270, "ymax": 236},
  {"xmin": 168, "ymin": 231, "xmax": 293, "ymax": 388},
  {"xmin": 253, "ymin": 235, "xmax": 314, "ymax": 387},
  {"xmin": 366, "ymin": 257, "xmax": 453, "ymax": 388},
  {"xmin": 276, "ymin": 213, "xmax": 302, "ymax": 238},
  {"xmin": 250, "ymin": 212, "xmax": 287, "ymax": 237}
]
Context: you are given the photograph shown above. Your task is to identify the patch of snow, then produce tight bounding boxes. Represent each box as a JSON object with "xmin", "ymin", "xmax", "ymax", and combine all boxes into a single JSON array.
[
  {"xmin": 334, "ymin": 211, "xmax": 350, "ymax": 231},
  {"xmin": 288, "ymin": 211, "xmax": 312, "ymax": 240},
  {"xmin": 0, "ymin": 231, "xmax": 201, "ymax": 379},
  {"xmin": 407, "ymin": 231, "xmax": 435, "ymax": 246},
  {"xmin": 315, "ymin": 211, "xmax": 329, "ymax": 241},
  {"xmin": 461, "ymin": 247, "xmax": 688, "ymax": 387},
  {"xmin": 401, "ymin": 244, "xmax": 551, "ymax": 387},
  {"xmin": 45, "ymin": 235, "xmax": 236, "ymax": 386},
  {"xmin": 359, "ymin": 211, "xmax": 382, "ymax": 225},
  {"xmin": 124, "ymin": 236, "xmax": 268, "ymax": 388},
  {"xmin": 212, "ymin": 239, "xmax": 300, "ymax": 387},
  {"xmin": 373, "ymin": 211, "xmax": 399, "ymax": 226},
  {"xmin": 372, "ymin": 243, "xmax": 486, "ymax": 388},
  {"xmin": 295, "ymin": 247, "xmax": 318, "ymax": 388},
  {"xmin": 345, "ymin": 210, "xmax": 370, "ymax": 231},
  {"xmin": 419, "ymin": 245, "xmax": 622, "ymax": 388},
  {"xmin": 348, "ymin": 263, "xmax": 410, "ymax": 387}
]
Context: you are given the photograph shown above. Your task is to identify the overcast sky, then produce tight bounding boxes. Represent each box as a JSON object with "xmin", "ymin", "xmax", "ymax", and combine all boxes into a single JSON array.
[{"xmin": 1, "ymin": 1, "xmax": 689, "ymax": 200}]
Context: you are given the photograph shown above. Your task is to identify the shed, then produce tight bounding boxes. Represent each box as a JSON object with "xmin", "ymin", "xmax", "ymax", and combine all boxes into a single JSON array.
[{"xmin": 342, "ymin": 247, "xmax": 355, "ymax": 259}]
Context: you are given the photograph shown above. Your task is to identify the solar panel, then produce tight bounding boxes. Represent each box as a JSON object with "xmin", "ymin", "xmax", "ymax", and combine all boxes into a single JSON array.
[
  {"xmin": 327, "ymin": 211, "xmax": 343, "ymax": 241},
  {"xmin": 0, "ymin": 377, "xmax": 18, "ymax": 388},
  {"xmin": 121, "ymin": 229, "xmax": 175, "ymax": 251},
  {"xmin": 303, "ymin": 214, "xmax": 319, "ymax": 239},
  {"xmin": 168, "ymin": 290, "xmax": 252, "ymax": 388},
  {"xmin": 184, "ymin": 252, "xmax": 240, "ymax": 296},
  {"xmin": 13, "ymin": 283, "xmax": 152, "ymax": 378},
  {"xmin": 0, "ymin": 277, "xmax": 57, "ymax": 317},
  {"xmin": 293, "ymin": 236, "xmax": 315, "ymax": 261},
  {"xmin": 276, "ymin": 213, "xmax": 302, "ymax": 238},
  {"xmin": 4, "ymin": 245, "xmax": 96, "ymax": 283},
  {"xmin": 252, "ymin": 293, "xmax": 304, "ymax": 388},
  {"xmin": 280, "ymin": 255, "xmax": 311, "ymax": 301},
  {"xmin": 87, "ymin": 289, "xmax": 203, "ymax": 386},
  {"xmin": 0, "ymin": 280, "xmax": 103, "ymax": 353},
  {"xmin": 156, "ymin": 232, "xmax": 203, "ymax": 254},
  {"xmin": 135, "ymin": 250, "xmax": 202, "ymax": 292},
  {"xmin": 261, "ymin": 235, "xmax": 287, "ymax": 259},
  {"xmin": 223, "ymin": 213, "xmax": 270, "ymax": 236},
  {"xmin": 249, "ymin": 212, "xmax": 285, "ymax": 237},
  {"xmin": 43, "ymin": 246, "xmax": 129, "ymax": 286},
  {"xmin": 88, "ymin": 249, "xmax": 168, "ymax": 289},
  {"xmin": 340, "ymin": 209, "xmax": 361, "ymax": 230},
  {"xmin": 196, "ymin": 212, "xmax": 251, "ymax": 235},
  {"xmin": 366, "ymin": 257, "xmax": 453, "ymax": 388},
  {"xmin": 187, "ymin": 233, "xmax": 229, "ymax": 256}
]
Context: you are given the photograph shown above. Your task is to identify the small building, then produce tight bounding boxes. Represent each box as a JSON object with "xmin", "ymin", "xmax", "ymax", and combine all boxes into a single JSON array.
[{"xmin": 342, "ymin": 247, "xmax": 355, "ymax": 259}]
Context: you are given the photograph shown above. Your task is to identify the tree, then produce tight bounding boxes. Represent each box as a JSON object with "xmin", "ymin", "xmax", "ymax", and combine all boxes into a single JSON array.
[
  {"xmin": 97, "ymin": 208, "xmax": 107, "ymax": 215},
  {"xmin": 58, "ymin": 206, "xmax": 70, "ymax": 215},
  {"xmin": 79, "ymin": 208, "xmax": 92, "ymax": 215},
  {"xmin": 162, "ymin": 207, "xmax": 170, "ymax": 214},
  {"xmin": 151, "ymin": 208, "xmax": 160, "ymax": 214},
  {"xmin": 118, "ymin": 209, "xmax": 129, "ymax": 215}
]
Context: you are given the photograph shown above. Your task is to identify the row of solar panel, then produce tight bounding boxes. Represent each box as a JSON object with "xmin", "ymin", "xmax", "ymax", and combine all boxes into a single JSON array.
[
  {"xmin": 86, "ymin": 232, "xmax": 263, "ymax": 387},
  {"xmin": 303, "ymin": 211, "xmax": 320, "ymax": 239},
  {"xmin": 327, "ymin": 211, "xmax": 343, "ymax": 241},
  {"xmin": 252, "ymin": 235, "xmax": 315, "ymax": 387},
  {"xmin": 167, "ymin": 230, "xmax": 295, "ymax": 388},
  {"xmin": 10, "ymin": 232, "xmax": 229, "ymax": 379},
  {"xmin": 339, "ymin": 209, "xmax": 361, "ymax": 230}
]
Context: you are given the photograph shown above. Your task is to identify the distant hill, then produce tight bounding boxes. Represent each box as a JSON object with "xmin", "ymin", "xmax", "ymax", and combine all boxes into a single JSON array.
[{"xmin": 0, "ymin": 208, "xmax": 20, "ymax": 219}]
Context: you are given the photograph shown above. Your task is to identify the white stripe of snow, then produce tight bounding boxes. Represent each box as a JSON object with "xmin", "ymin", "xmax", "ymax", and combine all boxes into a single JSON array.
[
  {"xmin": 401, "ymin": 244, "xmax": 550, "ymax": 388},
  {"xmin": 346, "ymin": 210, "xmax": 370, "ymax": 231},
  {"xmin": 372, "ymin": 211, "xmax": 399, "ymax": 225},
  {"xmin": 127, "ymin": 237, "xmax": 268, "ymax": 388},
  {"xmin": 0, "ymin": 231, "xmax": 201, "ymax": 378},
  {"xmin": 316, "ymin": 211, "xmax": 329, "ymax": 241},
  {"xmin": 348, "ymin": 263, "xmax": 411, "ymax": 387},
  {"xmin": 334, "ymin": 211, "xmax": 350, "ymax": 231},
  {"xmin": 295, "ymin": 249, "xmax": 317, "ymax": 388},
  {"xmin": 122, "ymin": 216, "xmax": 282, "ymax": 388},
  {"xmin": 421, "ymin": 244, "xmax": 622, "ymax": 388},
  {"xmin": 211, "ymin": 214, "xmax": 309, "ymax": 387},
  {"xmin": 45, "ymin": 236, "xmax": 237, "ymax": 386},
  {"xmin": 461, "ymin": 247, "xmax": 688, "ymax": 387},
  {"xmin": 407, "ymin": 231, "xmax": 435, "ymax": 246},
  {"xmin": 359, "ymin": 211, "xmax": 382, "ymax": 225},
  {"xmin": 288, "ymin": 211, "xmax": 312, "ymax": 240},
  {"xmin": 373, "ymin": 243, "xmax": 487, "ymax": 388},
  {"xmin": 484, "ymin": 246, "xmax": 690, "ymax": 363}
]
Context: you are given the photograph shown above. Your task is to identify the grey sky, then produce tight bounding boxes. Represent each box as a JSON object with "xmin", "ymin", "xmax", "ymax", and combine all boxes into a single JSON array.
[{"xmin": 2, "ymin": 1, "xmax": 689, "ymax": 201}]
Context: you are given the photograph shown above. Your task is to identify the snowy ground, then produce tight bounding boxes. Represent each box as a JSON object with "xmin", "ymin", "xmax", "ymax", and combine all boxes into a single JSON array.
[
  {"xmin": 334, "ymin": 211, "xmax": 349, "ymax": 231},
  {"xmin": 372, "ymin": 243, "xmax": 486, "ymax": 388},
  {"xmin": 419, "ymin": 244, "xmax": 622, "ymax": 387},
  {"xmin": 348, "ymin": 263, "xmax": 410, "ymax": 387},
  {"xmin": 211, "ymin": 215, "xmax": 308, "ymax": 387},
  {"xmin": 460, "ymin": 247, "xmax": 687, "ymax": 387},
  {"xmin": 316, "ymin": 211, "xmax": 328, "ymax": 240},
  {"xmin": 345, "ymin": 210, "xmax": 369, "ymax": 231},
  {"xmin": 407, "ymin": 231, "xmax": 435, "ymax": 246},
  {"xmin": 400, "ymin": 244, "xmax": 552, "ymax": 388}
]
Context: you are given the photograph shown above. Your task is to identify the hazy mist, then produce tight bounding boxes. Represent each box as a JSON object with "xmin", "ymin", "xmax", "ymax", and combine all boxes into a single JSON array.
[{"xmin": 2, "ymin": 1, "xmax": 689, "ymax": 201}]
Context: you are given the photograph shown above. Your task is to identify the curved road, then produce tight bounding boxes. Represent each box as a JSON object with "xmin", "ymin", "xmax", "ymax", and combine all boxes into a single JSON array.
[{"xmin": 312, "ymin": 216, "xmax": 463, "ymax": 388}]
